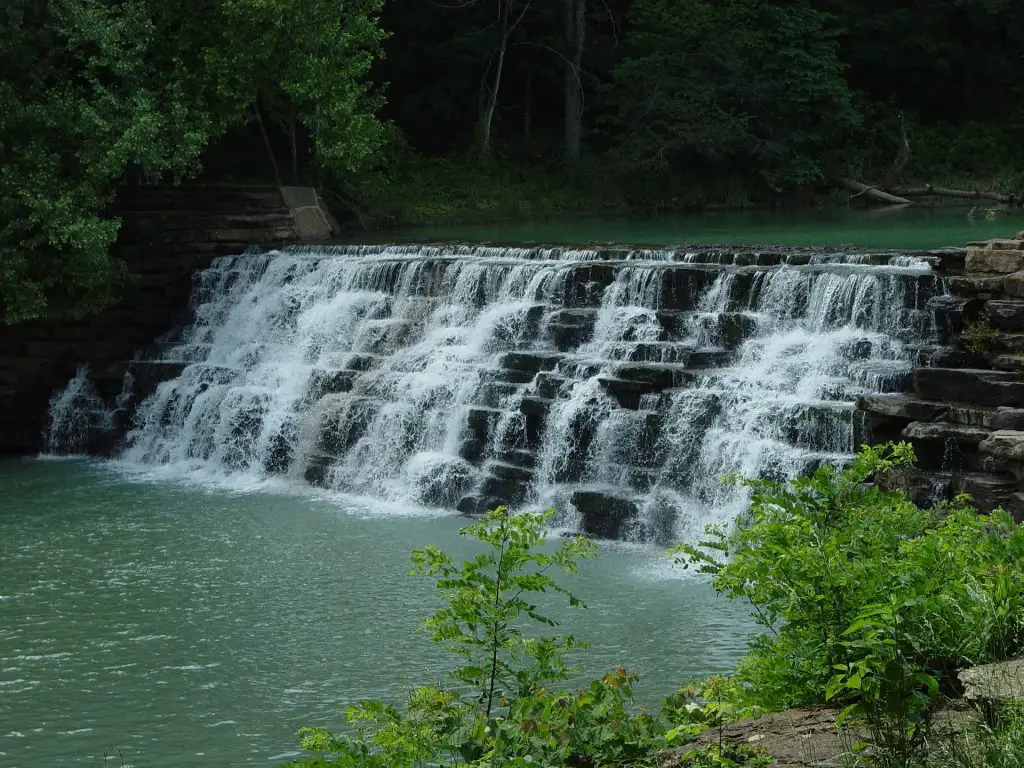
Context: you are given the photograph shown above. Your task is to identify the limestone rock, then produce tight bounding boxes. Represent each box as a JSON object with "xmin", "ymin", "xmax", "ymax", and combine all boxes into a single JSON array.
[
  {"xmin": 571, "ymin": 491, "xmax": 639, "ymax": 540},
  {"xmin": 948, "ymin": 274, "xmax": 1005, "ymax": 295},
  {"xmin": 959, "ymin": 658, "xmax": 1024, "ymax": 702},
  {"xmin": 857, "ymin": 394, "xmax": 948, "ymax": 422},
  {"xmin": 1003, "ymin": 271, "xmax": 1024, "ymax": 298},
  {"xmin": 987, "ymin": 300, "xmax": 1024, "ymax": 331},
  {"xmin": 913, "ymin": 368, "xmax": 1024, "ymax": 407},
  {"xmin": 902, "ymin": 421, "xmax": 991, "ymax": 445},
  {"xmin": 966, "ymin": 248, "xmax": 1024, "ymax": 274},
  {"xmin": 978, "ymin": 430, "xmax": 1024, "ymax": 463},
  {"xmin": 953, "ymin": 472, "xmax": 1021, "ymax": 512}
]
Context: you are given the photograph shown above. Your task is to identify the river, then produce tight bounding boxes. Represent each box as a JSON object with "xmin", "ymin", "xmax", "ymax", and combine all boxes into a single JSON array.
[{"xmin": 0, "ymin": 458, "xmax": 750, "ymax": 767}]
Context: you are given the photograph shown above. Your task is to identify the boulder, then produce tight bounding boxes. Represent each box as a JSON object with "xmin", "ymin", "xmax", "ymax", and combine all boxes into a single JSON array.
[
  {"xmin": 947, "ymin": 275, "xmax": 1005, "ymax": 295},
  {"xmin": 406, "ymin": 454, "xmax": 477, "ymax": 508},
  {"xmin": 913, "ymin": 368, "xmax": 1024, "ymax": 407},
  {"xmin": 959, "ymin": 659, "xmax": 1024, "ymax": 702},
  {"xmin": 1003, "ymin": 271, "xmax": 1024, "ymax": 298},
  {"xmin": 965, "ymin": 248, "xmax": 1024, "ymax": 274},
  {"xmin": 486, "ymin": 461, "xmax": 534, "ymax": 483},
  {"xmin": 857, "ymin": 394, "xmax": 948, "ymax": 422},
  {"xmin": 952, "ymin": 472, "xmax": 1021, "ymax": 513},
  {"xmin": 978, "ymin": 430, "xmax": 1024, "ymax": 463},
  {"xmin": 988, "ymin": 300, "xmax": 1024, "ymax": 331},
  {"xmin": 456, "ymin": 494, "xmax": 504, "ymax": 517},
  {"xmin": 571, "ymin": 490, "xmax": 639, "ymax": 540}
]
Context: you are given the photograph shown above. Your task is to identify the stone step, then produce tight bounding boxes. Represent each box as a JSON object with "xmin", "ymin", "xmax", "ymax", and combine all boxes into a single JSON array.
[
  {"xmin": 912, "ymin": 368, "xmax": 1024, "ymax": 407},
  {"xmin": 306, "ymin": 369, "xmax": 358, "ymax": 401},
  {"xmin": 497, "ymin": 351, "xmax": 563, "ymax": 374},
  {"xmin": 901, "ymin": 421, "xmax": 993, "ymax": 470},
  {"xmin": 987, "ymin": 300, "xmax": 1024, "ymax": 331},
  {"xmin": 857, "ymin": 394, "xmax": 949, "ymax": 422},
  {"xmin": 952, "ymin": 472, "xmax": 1022, "ymax": 513},
  {"xmin": 464, "ymin": 407, "xmax": 502, "ymax": 443},
  {"xmin": 570, "ymin": 490, "xmax": 639, "ymax": 540}
]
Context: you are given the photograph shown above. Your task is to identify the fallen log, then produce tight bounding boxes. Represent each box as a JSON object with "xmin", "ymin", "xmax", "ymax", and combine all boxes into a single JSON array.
[
  {"xmin": 832, "ymin": 177, "xmax": 913, "ymax": 205},
  {"xmin": 889, "ymin": 185, "xmax": 1018, "ymax": 206}
]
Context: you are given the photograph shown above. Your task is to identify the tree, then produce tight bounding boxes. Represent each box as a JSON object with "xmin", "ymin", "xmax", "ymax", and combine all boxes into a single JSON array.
[
  {"xmin": 0, "ymin": 0, "xmax": 386, "ymax": 324},
  {"xmin": 604, "ymin": 0, "xmax": 859, "ymax": 189}
]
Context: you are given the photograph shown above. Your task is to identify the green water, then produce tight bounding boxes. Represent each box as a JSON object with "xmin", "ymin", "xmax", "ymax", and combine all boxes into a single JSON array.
[
  {"xmin": 0, "ymin": 460, "xmax": 751, "ymax": 767},
  {"xmin": 363, "ymin": 206, "xmax": 1024, "ymax": 250}
]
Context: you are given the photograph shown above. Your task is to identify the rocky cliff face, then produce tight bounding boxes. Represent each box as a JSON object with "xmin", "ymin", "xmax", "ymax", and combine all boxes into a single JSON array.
[
  {"xmin": 859, "ymin": 231, "xmax": 1024, "ymax": 519},
  {"xmin": 0, "ymin": 186, "xmax": 300, "ymax": 455}
]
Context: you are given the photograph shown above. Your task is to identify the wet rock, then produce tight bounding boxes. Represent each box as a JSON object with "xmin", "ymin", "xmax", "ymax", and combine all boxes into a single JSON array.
[
  {"xmin": 947, "ymin": 274, "xmax": 1005, "ymax": 295},
  {"xmin": 1005, "ymin": 493, "xmax": 1024, "ymax": 522},
  {"xmin": 978, "ymin": 430, "xmax": 1024, "ymax": 464},
  {"xmin": 545, "ymin": 309, "xmax": 596, "ymax": 351},
  {"xmin": 877, "ymin": 468, "xmax": 952, "ymax": 508},
  {"xmin": 497, "ymin": 351, "xmax": 562, "ymax": 374},
  {"xmin": 927, "ymin": 296, "xmax": 984, "ymax": 335},
  {"xmin": 456, "ymin": 494, "xmax": 504, "ymax": 517},
  {"xmin": 857, "ymin": 394, "xmax": 948, "ymax": 422},
  {"xmin": 129, "ymin": 360, "xmax": 187, "ymax": 400},
  {"xmin": 570, "ymin": 491, "xmax": 639, "ymax": 540},
  {"xmin": 902, "ymin": 422, "xmax": 992, "ymax": 470},
  {"xmin": 952, "ymin": 472, "xmax": 1021, "ymax": 513},
  {"xmin": 458, "ymin": 438, "xmax": 485, "ymax": 464},
  {"xmin": 534, "ymin": 372, "xmax": 570, "ymax": 400},
  {"xmin": 303, "ymin": 453, "xmax": 334, "ymax": 487},
  {"xmin": 465, "ymin": 407, "xmax": 500, "ymax": 442},
  {"xmin": 518, "ymin": 396, "xmax": 551, "ymax": 446},
  {"xmin": 913, "ymin": 368, "xmax": 1024, "ymax": 407},
  {"xmin": 306, "ymin": 368, "xmax": 356, "ymax": 400},
  {"xmin": 495, "ymin": 448, "xmax": 536, "ymax": 469},
  {"xmin": 480, "ymin": 474, "xmax": 531, "ymax": 506},
  {"xmin": 987, "ymin": 300, "xmax": 1024, "ymax": 331},
  {"xmin": 560, "ymin": 263, "xmax": 616, "ymax": 307},
  {"xmin": 407, "ymin": 454, "xmax": 477, "ymax": 508},
  {"xmin": 486, "ymin": 461, "xmax": 533, "ymax": 483}
]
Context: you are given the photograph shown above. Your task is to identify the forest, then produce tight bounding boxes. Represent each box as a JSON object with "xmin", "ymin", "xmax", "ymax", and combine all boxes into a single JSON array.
[{"xmin": 2, "ymin": 0, "xmax": 1023, "ymax": 322}]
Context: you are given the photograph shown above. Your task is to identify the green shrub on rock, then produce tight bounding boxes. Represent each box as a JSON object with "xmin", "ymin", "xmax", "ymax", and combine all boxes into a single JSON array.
[{"xmin": 675, "ymin": 443, "xmax": 1024, "ymax": 762}]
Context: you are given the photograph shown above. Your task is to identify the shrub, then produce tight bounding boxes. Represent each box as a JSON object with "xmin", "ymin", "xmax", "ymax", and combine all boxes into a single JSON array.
[
  {"xmin": 676, "ymin": 443, "xmax": 1024, "ymax": 763},
  {"xmin": 286, "ymin": 507, "xmax": 670, "ymax": 768}
]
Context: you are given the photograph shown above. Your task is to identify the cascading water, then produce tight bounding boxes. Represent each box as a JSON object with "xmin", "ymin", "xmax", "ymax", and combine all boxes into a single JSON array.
[
  {"xmin": 43, "ymin": 367, "xmax": 107, "ymax": 455},
  {"xmin": 46, "ymin": 244, "xmax": 946, "ymax": 541}
]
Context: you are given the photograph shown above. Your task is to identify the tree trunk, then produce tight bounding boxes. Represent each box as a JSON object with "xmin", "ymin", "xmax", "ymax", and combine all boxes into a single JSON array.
[
  {"xmin": 890, "ymin": 185, "xmax": 1018, "ymax": 206},
  {"xmin": 563, "ymin": 0, "xmax": 585, "ymax": 161},
  {"xmin": 523, "ymin": 71, "xmax": 532, "ymax": 139},
  {"xmin": 289, "ymin": 105, "xmax": 299, "ymax": 185},
  {"xmin": 254, "ymin": 99, "xmax": 283, "ymax": 188},
  {"xmin": 479, "ymin": 12, "xmax": 512, "ymax": 163}
]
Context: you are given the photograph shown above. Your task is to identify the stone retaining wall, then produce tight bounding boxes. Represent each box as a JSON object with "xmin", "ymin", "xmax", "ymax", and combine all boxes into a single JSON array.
[
  {"xmin": 858, "ymin": 231, "xmax": 1024, "ymax": 518},
  {"xmin": 0, "ymin": 184, "xmax": 332, "ymax": 455}
]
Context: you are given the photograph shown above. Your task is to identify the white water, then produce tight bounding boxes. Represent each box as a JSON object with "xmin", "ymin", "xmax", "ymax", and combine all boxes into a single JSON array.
[{"xmin": 46, "ymin": 244, "xmax": 946, "ymax": 542}]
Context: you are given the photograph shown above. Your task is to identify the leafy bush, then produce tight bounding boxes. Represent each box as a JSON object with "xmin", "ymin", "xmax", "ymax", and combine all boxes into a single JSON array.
[
  {"xmin": 677, "ymin": 443, "xmax": 1024, "ymax": 762},
  {"xmin": 964, "ymin": 318, "xmax": 1000, "ymax": 355},
  {"xmin": 287, "ymin": 507, "xmax": 672, "ymax": 768}
]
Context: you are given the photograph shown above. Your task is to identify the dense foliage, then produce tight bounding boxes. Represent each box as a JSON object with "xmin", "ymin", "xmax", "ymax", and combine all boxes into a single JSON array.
[
  {"xmin": 679, "ymin": 443, "xmax": 1024, "ymax": 763},
  {"xmin": 4, "ymin": 0, "xmax": 1023, "ymax": 321},
  {"xmin": 0, "ymin": 0, "xmax": 384, "ymax": 323},
  {"xmin": 287, "ymin": 453, "xmax": 1024, "ymax": 767}
]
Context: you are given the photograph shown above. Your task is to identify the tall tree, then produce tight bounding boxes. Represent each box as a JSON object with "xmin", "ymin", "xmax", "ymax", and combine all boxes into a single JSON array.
[{"xmin": 563, "ymin": 0, "xmax": 586, "ymax": 161}]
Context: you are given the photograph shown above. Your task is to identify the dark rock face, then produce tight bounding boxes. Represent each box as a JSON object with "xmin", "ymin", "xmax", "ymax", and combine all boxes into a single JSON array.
[
  {"xmin": 0, "ymin": 185, "xmax": 296, "ymax": 455},
  {"xmin": 913, "ymin": 368, "xmax": 1024, "ymax": 407},
  {"xmin": 987, "ymin": 300, "xmax": 1024, "ymax": 331},
  {"xmin": 571, "ymin": 491, "xmax": 639, "ymax": 540}
]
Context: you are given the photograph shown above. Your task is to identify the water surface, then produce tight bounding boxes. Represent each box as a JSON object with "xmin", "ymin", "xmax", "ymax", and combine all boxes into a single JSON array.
[
  {"xmin": 0, "ymin": 459, "xmax": 751, "ymax": 767},
  {"xmin": 362, "ymin": 207, "xmax": 1024, "ymax": 250}
]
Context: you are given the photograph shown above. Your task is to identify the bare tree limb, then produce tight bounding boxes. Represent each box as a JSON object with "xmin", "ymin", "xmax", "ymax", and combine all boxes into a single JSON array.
[
  {"xmin": 832, "ymin": 177, "xmax": 913, "ymax": 205},
  {"xmin": 889, "ymin": 185, "xmax": 1018, "ymax": 205}
]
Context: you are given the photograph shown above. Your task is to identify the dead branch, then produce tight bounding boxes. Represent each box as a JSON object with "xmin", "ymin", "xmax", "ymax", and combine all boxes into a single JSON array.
[
  {"xmin": 889, "ymin": 185, "xmax": 1018, "ymax": 206},
  {"xmin": 832, "ymin": 177, "xmax": 913, "ymax": 205}
]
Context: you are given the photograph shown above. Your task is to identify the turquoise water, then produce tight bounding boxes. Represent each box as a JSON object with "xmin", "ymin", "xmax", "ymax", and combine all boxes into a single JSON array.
[
  {"xmin": 0, "ymin": 459, "xmax": 751, "ymax": 767},
  {"xmin": 360, "ymin": 207, "xmax": 1024, "ymax": 250}
]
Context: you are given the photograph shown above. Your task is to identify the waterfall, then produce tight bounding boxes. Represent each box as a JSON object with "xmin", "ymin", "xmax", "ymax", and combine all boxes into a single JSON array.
[
  {"xmin": 45, "ymin": 244, "xmax": 946, "ymax": 541},
  {"xmin": 43, "ymin": 367, "xmax": 106, "ymax": 455}
]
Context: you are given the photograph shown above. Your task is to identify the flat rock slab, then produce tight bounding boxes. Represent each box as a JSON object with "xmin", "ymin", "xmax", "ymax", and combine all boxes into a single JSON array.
[
  {"xmin": 660, "ymin": 707, "xmax": 976, "ymax": 768},
  {"xmin": 978, "ymin": 430, "xmax": 1024, "ymax": 462},
  {"xmin": 913, "ymin": 368, "xmax": 1024, "ymax": 408},
  {"xmin": 959, "ymin": 658, "xmax": 1024, "ymax": 701},
  {"xmin": 857, "ymin": 394, "xmax": 948, "ymax": 422}
]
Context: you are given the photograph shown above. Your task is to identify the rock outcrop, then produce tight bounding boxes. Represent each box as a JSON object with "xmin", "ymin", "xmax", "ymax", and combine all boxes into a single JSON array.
[
  {"xmin": 859, "ymin": 231, "xmax": 1024, "ymax": 519},
  {"xmin": 0, "ymin": 184, "xmax": 333, "ymax": 454}
]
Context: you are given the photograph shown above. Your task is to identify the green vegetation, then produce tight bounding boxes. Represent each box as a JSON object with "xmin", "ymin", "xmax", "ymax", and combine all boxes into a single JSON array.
[
  {"xmin": 3, "ymin": 0, "xmax": 1023, "ymax": 322},
  {"xmin": 964, "ymin": 317, "xmax": 1001, "ymax": 355},
  {"xmin": 0, "ymin": 0, "xmax": 384, "ymax": 323},
  {"xmin": 286, "ymin": 447, "xmax": 1024, "ymax": 767}
]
